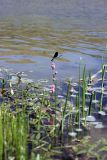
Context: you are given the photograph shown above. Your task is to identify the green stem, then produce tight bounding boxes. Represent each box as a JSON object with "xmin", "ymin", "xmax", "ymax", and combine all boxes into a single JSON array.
[
  {"xmin": 61, "ymin": 81, "xmax": 70, "ymax": 133},
  {"xmin": 88, "ymin": 93, "xmax": 93, "ymax": 116}
]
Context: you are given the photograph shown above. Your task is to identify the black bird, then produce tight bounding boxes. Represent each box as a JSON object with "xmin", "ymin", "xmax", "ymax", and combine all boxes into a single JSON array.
[{"xmin": 51, "ymin": 52, "xmax": 58, "ymax": 61}]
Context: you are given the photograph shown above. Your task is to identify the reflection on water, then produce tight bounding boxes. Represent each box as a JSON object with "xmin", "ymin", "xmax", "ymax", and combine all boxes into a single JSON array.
[{"xmin": 0, "ymin": 16, "xmax": 107, "ymax": 81}]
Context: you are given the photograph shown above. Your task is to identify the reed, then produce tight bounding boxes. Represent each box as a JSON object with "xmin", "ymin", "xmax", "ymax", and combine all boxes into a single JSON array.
[
  {"xmin": 61, "ymin": 81, "xmax": 70, "ymax": 133},
  {"xmin": 100, "ymin": 64, "xmax": 105, "ymax": 111},
  {"xmin": 88, "ymin": 92, "xmax": 93, "ymax": 116},
  {"xmin": 82, "ymin": 65, "xmax": 87, "ymax": 118}
]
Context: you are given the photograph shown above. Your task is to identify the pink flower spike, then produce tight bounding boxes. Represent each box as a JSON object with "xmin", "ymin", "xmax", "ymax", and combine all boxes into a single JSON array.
[
  {"xmin": 51, "ymin": 62, "xmax": 56, "ymax": 70},
  {"xmin": 50, "ymin": 84, "xmax": 55, "ymax": 93}
]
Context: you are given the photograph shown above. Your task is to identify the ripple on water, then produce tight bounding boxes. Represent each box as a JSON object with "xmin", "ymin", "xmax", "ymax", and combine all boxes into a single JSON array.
[
  {"xmin": 8, "ymin": 38, "xmax": 30, "ymax": 43},
  {"xmin": 31, "ymin": 37, "xmax": 45, "ymax": 41},
  {"xmin": 30, "ymin": 47, "xmax": 50, "ymax": 51},
  {"xmin": 0, "ymin": 48, "xmax": 12, "ymax": 52}
]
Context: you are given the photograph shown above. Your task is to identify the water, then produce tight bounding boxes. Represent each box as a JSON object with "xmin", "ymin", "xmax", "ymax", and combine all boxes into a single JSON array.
[
  {"xmin": 0, "ymin": 0, "xmax": 107, "ymax": 155},
  {"xmin": 0, "ymin": 0, "xmax": 107, "ymax": 81},
  {"xmin": 0, "ymin": 17, "xmax": 107, "ymax": 81}
]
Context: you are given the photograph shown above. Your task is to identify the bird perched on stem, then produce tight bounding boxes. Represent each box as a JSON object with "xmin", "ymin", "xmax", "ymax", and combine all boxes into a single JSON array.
[{"xmin": 51, "ymin": 52, "xmax": 58, "ymax": 61}]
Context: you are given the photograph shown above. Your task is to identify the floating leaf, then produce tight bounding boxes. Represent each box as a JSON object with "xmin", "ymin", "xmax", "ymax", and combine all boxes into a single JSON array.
[
  {"xmin": 95, "ymin": 123, "xmax": 104, "ymax": 129},
  {"xmin": 57, "ymin": 95, "xmax": 64, "ymax": 99},
  {"xmin": 68, "ymin": 132, "xmax": 77, "ymax": 137},
  {"xmin": 37, "ymin": 79, "xmax": 48, "ymax": 83},
  {"xmin": 92, "ymin": 99, "xmax": 99, "ymax": 104},
  {"xmin": 70, "ymin": 94, "xmax": 76, "ymax": 98},
  {"xmin": 86, "ymin": 116, "xmax": 96, "ymax": 122},
  {"xmin": 85, "ymin": 92, "xmax": 92, "ymax": 96},
  {"xmin": 75, "ymin": 128, "xmax": 83, "ymax": 132},
  {"xmin": 98, "ymin": 111, "xmax": 106, "ymax": 116}
]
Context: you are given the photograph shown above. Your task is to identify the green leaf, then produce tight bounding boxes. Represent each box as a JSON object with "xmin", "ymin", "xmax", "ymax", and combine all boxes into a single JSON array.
[
  {"xmin": 98, "ymin": 146, "xmax": 107, "ymax": 152},
  {"xmin": 36, "ymin": 154, "xmax": 40, "ymax": 160},
  {"xmin": 36, "ymin": 133, "xmax": 41, "ymax": 140}
]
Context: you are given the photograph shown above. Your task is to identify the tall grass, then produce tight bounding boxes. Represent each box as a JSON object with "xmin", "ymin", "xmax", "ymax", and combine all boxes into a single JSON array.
[
  {"xmin": 100, "ymin": 64, "xmax": 105, "ymax": 111},
  {"xmin": 0, "ymin": 103, "xmax": 29, "ymax": 160},
  {"xmin": 61, "ymin": 81, "xmax": 70, "ymax": 133},
  {"xmin": 82, "ymin": 65, "xmax": 86, "ymax": 119}
]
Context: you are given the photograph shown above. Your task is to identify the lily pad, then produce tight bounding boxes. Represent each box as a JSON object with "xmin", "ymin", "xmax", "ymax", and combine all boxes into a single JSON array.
[
  {"xmin": 75, "ymin": 128, "xmax": 83, "ymax": 132},
  {"xmin": 86, "ymin": 115, "xmax": 96, "ymax": 122},
  {"xmin": 95, "ymin": 122, "xmax": 104, "ymax": 129},
  {"xmin": 68, "ymin": 132, "xmax": 77, "ymax": 137},
  {"xmin": 98, "ymin": 111, "xmax": 106, "ymax": 116}
]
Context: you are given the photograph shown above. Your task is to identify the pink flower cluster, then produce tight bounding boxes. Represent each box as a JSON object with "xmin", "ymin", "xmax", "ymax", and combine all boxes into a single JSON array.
[
  {"xmin": 50, "ymin": 84, "xmax": 55, "ymax": 93},
  {"xmin": 51, "ymin": 62, "xmax": 56, "ymax": 70},
  {"xmin": 50, "ymin": 61, "xmax": 57, "ymax": 94}
]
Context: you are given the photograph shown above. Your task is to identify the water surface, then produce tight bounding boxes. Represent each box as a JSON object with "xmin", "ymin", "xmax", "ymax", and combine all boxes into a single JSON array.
[
  {"xmin": 0, "ymin": 16, "xmax": 107, "ymax": 81},
  {"xmin": 0, "ymin": 0, "xmax": 107, "ymax": 81},
  {"xmin": 0, "ymin": 0, "xmax": 107, "ymax": 149}
]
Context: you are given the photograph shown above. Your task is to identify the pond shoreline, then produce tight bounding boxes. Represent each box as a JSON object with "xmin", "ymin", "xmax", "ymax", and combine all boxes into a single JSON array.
[{"xmin": 0, "ymin": 63, "xmax": 107, "ymax": 159}]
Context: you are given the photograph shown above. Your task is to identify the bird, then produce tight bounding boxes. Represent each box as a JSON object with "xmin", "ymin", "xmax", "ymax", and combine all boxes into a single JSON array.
[{"xmin": 51, "ymin": 52, "xmax": 58, "ymax": 61}]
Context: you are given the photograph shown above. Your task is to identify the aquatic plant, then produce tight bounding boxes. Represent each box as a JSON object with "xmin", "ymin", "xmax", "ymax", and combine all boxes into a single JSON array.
[
  {"xmin": 72, "ymin": 136, "xmax": 107, "ymax": 160},
  {"xmin": 100, "ymin": 64, "xmax": 105, "ymax": 111},
  {"xmin": 61, "ymin": 80, "xmax": 70, "ymax": 133},
  {"xmin": 0, "ymin": 57, "xmax": 107, "ymax": 159}
]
